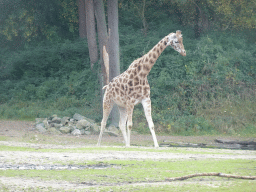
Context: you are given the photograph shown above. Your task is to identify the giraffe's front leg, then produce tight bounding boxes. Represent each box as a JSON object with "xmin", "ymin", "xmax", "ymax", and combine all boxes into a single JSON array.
[
  {"xmin": 141, "ymin": 97, "xmax": 159, "ymax": 148},
  {"xmin": 126, "ymin": 104, "xmax": 134, "ymax": 147},
  {"xmin": 118, "ymin": 106, "xmax": 128, "ymax": 146}
]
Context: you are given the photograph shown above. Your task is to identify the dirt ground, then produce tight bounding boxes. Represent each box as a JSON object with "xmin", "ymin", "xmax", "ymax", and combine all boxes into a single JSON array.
[
  {"xmin": 0, "ymin": 120, "xmax": 255, "ymax": 191},
  {"xmin": 1, "ymin": 120, "xmax": 255, "ymax": 146}
]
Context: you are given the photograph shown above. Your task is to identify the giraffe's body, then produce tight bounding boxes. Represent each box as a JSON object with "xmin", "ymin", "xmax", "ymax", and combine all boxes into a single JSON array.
[{"xmin": 97, "ymin": 30, "xmax": 186, "ymax": 147}]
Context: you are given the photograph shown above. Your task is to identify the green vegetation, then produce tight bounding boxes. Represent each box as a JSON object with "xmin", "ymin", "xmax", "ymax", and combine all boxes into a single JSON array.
[
  {"xmin": 0, "ymin": 159, "xmax": 255, "ymax": 191},
  {"xmin": 0, "ymin": 1, "xmax": 255, "ymax": 136}
]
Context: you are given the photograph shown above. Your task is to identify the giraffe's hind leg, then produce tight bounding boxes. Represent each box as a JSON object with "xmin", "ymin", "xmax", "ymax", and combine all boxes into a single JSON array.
[{"xmin": 97, "ymin": 97, "xmax": 114, "ymax": 146}]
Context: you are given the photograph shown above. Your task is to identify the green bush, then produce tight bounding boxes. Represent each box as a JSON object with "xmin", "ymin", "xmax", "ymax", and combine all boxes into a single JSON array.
[{"xmin": 0, "ymin": 19, "xmax": 255, "ymax": 136}]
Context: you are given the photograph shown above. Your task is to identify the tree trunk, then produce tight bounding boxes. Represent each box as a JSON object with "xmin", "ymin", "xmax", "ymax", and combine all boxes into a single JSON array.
[
  {"xmin": 107, "ymin": 0, "xmax": 120, "ymax": 127},
  {"xmin": 94, "ymin": 0, "xmax": 109, "ymax": 115},
  {"xmin": 78, "ymin": 0, "xmax": 86, "ymax": 38},
  {"xmin": 194, "ymin": 0, "xmax": 201, "ymax": 38},
  {"xmin": 85, "ymin": 0, "xmax": 98, "ymax": 68},
  {"xmin": 94, "ymin": 0, "xmax": 109, "ymax": 84}
]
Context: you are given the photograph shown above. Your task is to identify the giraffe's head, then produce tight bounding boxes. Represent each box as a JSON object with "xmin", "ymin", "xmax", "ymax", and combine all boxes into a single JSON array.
[{"xmin": 167, "ymin": 30, "xmax": 186, "ymax": 56}]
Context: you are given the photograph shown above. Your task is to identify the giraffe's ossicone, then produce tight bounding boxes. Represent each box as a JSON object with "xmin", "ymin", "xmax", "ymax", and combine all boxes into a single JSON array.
[{"xmin": 97, "ymin": 30, "xmax": 186, "ymax": 147}]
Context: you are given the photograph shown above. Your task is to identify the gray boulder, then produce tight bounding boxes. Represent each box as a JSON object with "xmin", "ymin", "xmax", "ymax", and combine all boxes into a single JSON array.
[
  {"xmin": 71, "ymin": 129, "xmax": 81, "ymax": 136},
  {"xmin": 73, "ymin": 113, "xmax": 85, "ymax": 121},
  {"xmin": 61, "ymin": 116, "xmax": 70, "ymax": 126},
  {"xmin": 76, "ymin": 119, "xmax": 91, "ymax": 130},
  {"xmin": 48, "ymin": 128, "xmax": 61, "ymax": 135},
  {"xmin": 36, "ymin": 123, "xmax": 46, "ymax": 133},
  {"xmin": 59, "ymin": 127, "xmax": 71, "ymax": 134},
  {"xmin": 52, "ymin": 117, "xmax": 61, "ymax": 124}
]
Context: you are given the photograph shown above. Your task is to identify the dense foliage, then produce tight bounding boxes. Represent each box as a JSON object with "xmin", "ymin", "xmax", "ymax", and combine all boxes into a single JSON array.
[{"xmin": 0, "ymin": 0, "xmax": 255, "ymax": 136}]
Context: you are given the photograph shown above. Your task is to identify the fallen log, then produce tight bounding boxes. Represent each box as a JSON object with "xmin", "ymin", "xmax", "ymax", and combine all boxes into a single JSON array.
[{"xmin": 166, "ymin": 173, "xmax": 256, "ymax": 181}]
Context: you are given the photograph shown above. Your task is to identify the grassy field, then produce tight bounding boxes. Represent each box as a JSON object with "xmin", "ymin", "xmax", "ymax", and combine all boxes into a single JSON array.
[{"xmin": 0, "ymin": 126, "xmax": 255, "ymax": 191}]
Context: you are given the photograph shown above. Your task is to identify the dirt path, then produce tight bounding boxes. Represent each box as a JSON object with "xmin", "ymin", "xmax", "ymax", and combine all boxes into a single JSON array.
[{"xmin": 0, "ymin": 120, "xmax": 255, "ymax": 191}]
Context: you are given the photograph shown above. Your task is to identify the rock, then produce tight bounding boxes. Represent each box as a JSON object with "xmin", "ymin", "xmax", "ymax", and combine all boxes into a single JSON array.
[
  {"xmin": 71, "ymin": 129, "xmax": 81, "ymax": 136},
  {"xmin": 47, "ymin": 128, "xmax": 61, "ymax": 135},
  {"xmin": 76, "ymin": 119, "xmax": 91, "ymax": 130},
  {"xmin": 35, "ymin": 118, "xmax": 46, "ymax": 124},
  {"xmin": 84, "ymin": 117, "xmax": 95, "ymax": 124},
  {"xmin": 43, "ymin": 119, "xmax": 49, "ymax": 129},
  {"xmin": 50, "ymin": 123, "xmax": 62, "ymax": 129},
  {"xmin": 52, "ymin": 117, "xmax": 61, "ymax": 124},
  {"xmin": 34, "ymin": 113, "xmax": 99, "ymax": 136},
  {"xmin": 91, "ymin": 123, "xmax": 100, "ymax": 133},
  {"xmin": 36, "ymin": 123, "xmax": 44, "ymax": 128},
  {"xmin": 36, "ymin": 123, "xmax": 46, "ymax": 133},
  {"xmin": 107, "ymin": 124, "xmax": 120, "ymax": 135},
  {"xmin": 84, "ymin": 131, "xmax": 91, "ymax": 135},
  {"xmin": 59, "ymin": 127, "xmax": 71, "ymax": 134},
  {"xmin": 68, "ymin": 125, "xmax": 76, "ymax": 132},
  {"xmin": 61, "ymin": 116, "xmax": 70, "ymax": 126},
  {"xmin": 73, "ymin": 113, "xmax": 85, "ymax": 121},
  {"xmin": 80, "ymin": 129, "xmax": 85, "ymax": 135}
]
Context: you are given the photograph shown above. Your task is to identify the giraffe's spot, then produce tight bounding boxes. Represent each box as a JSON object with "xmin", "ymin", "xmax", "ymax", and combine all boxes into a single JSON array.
[
  {"xmin": 140, "ymin": 80, "xmax": 145, "ymax": 85},
  {"xmin": 136, "ymin": 94, "xmax": 141, "ymax": 99},
  {"xmin": 134, "ymin": 63, "xmax": 138, "ymax": 68},
  {"xmin": 121, "ymin": 84, "xmax": 125, "ymax": 91},
  {"xmin": 112, "ymin": 83, "xmax": 116, "ymax": 87},
  {"xmin": 133, "ymin": 70, "xmax": 137, "ymax": 76},
  {"xmin": 143, "ymin": 64, "xmax": 150, "ymax": 72},
  {"xmin": 116, "ymin": 82, "xmax": 120, "ymax": 87},
  {"xmin": 137, "ymin": 65, "xmax": 141, "ymax": 72},
  {"xmin": 130, "ymin": 92, "xmax": 136, "ymax": 98},
  {"xmin": 119, "ymin": 78, "xmax": 123, "ymax": 83},
  {"xmin": 143, "ymin": 87, "xmax": 149, "ymax": 95},
  {"xmin": 153, "ymin": 53, "xmax": 157, "ymax": 59},
  {"xmin": 153, "ymin": 47, "xmax": 156, "ymax": 52},
  {"xmin": 145, "ymin": 57, "xmax": 148, "ymax": 62},
  {"xmin": 135, "ymin": 86, "xmax": 142, "ymax": 93},
  {"xmin": 113, "ymin": 92, "xmax": 116, "ymax": 97},
  {"xmin": 149, "ymin": 53, "xmax": 152, "ymax": 58},
  {"xmin": 115, "ymin": 88, "xmax": 119, "ymax": 95},
  {"xmin": 128, "ymin": 88, "xmax": 134, "ymax": 94},
  {"xmin": 128, "ymin": 80, "xmax": 133, "ymax": 87},
  {"xmin": 164, "ymin": 40, "xmax": 167, "ymax": 45},
  {"xmin": 120, "ymin": 91, "xmax": 124, "ymax": 97},
  {"xmin": 129, "ymin": 74, "xmax": 134, "ymax": 79},
  {"xmin": 160, "ymin": 45, "xmax": 163, "ymax": 51},
  {"xmin": 139, "ymin": 72, "xmax": 146, "ymax": 78},
  {"xmin": 157, "ymin": 49, "xmax": 160, "ymax": 54},
  {"xmin": 149, "ymin": 59, "xmax": 154, "ymax": 65},
  {"xmin": 134, "ymin": 76, "xmax": 139, "ymax": 86},
  {"xmin": 123, "ymin": 79, "xmax": 128, "ymax": 83}
]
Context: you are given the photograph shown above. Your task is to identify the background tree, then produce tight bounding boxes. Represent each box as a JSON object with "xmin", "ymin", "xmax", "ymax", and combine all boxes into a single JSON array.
[
  {"xmin": 84, "ymin": 0, "xmax": 120, "ymax": 126},
  {"xmin": 78, "ymin": 0, "xmax": 87, "ymax": 38}
]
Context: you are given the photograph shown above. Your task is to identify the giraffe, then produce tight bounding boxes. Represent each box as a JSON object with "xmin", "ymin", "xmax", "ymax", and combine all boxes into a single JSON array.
[{"xmin": 97, "ymin": 30, "xmax": 186, "ymax": 147}]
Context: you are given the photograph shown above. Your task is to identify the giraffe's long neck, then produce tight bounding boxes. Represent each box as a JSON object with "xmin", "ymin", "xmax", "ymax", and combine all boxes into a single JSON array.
[{"xmin": 136, "ymin": 36, "xmax": 168, "ymax": 77}]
